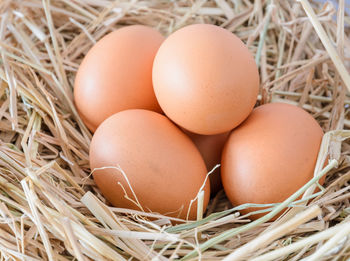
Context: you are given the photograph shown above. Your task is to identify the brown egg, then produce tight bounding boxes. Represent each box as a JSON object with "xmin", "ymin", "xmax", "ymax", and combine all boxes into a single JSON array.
[
  {"xmin": 89, "ymin": 109, "xmax": 210, "ymax": 220},
  {"xmin": 221, "ymin": 103, "xmax": 324, "ymax": 219},
  {"xmin": 184, "ymin": 130, "xmax": 230, "ymax": 196},
  {"xmin": 74, "ymin": 25, "xmax": 164, "ymax": 132},
  {"xmin": 152, "ymin": 24, "xmax": 259, "ymax": 135}
]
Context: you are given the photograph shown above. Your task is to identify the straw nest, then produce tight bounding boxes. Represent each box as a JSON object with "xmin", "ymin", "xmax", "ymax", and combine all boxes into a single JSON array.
[{"xmin": 0, "ymin": 0, "xmax": 349, "ymax": 260}]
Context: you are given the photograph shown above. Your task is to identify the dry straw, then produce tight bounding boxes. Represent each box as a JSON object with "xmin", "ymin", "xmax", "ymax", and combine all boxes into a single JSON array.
[{"xmin": 0, "ymin": 0, "xmax": 349, "ymax": 260}]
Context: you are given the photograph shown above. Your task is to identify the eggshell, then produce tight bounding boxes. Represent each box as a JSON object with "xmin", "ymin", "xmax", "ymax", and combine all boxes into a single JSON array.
[
  {"xmin": 221, "ymin": 103, "xmax": 324, "ymax": 219},
  {"xmin": 152, "ymin": 24, "xmax": 259, "ymax": 135},
  {"xmin": 89, "ymin": 109, "xmax": 210, "ymax": 220},
  {"xmin": 74, "ymin": 25, "xmax": 164, "ymax": 132},
  {"xmin": 184, "ymin": 130, "xmax": 230, "ymax": 195}
]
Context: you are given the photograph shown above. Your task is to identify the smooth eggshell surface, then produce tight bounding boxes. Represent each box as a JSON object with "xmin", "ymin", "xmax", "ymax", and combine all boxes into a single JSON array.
[
  {"xmin": 74, "ymin": 25, "xmax": 164, "ymax": 132},
  {"xmin": 221, "ymin": 103, "xmax": 324, "ymax": 219},
  {"xmin": 89, "ymin": 109, "xmax": 210, "ymax": 220},
  {"xmin": 184, "ymin": 130, "xmax": 230, "ymax": 196},
  {"xmin": 152, "ymin": 24, "xmax": 259, "ymax": 135}
]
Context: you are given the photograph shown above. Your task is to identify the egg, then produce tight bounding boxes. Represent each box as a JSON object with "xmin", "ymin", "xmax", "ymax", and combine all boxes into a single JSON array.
[
  {"xmin": 184, "ymin": 130, "xmax": 230, "ymax": 195},
  {"xmin": 152, "ymin": 24, "xmax": 259, "ymax": 135},
  {"xmin": 221, "ymin": 103, "xmax": 324, "ymax": 219},
  {"xmin": 89, "ymin": 109, "xmax": 210, "ymax": 220},
  {"xmin": 74, "ymin": 25, "xmax": 164, "ymax": 132}
]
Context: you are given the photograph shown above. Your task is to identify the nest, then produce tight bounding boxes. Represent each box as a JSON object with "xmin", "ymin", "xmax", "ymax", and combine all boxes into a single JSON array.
[{"xmin": 0, "ymin": 0, "xmax": 350, "ymax": 260}]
